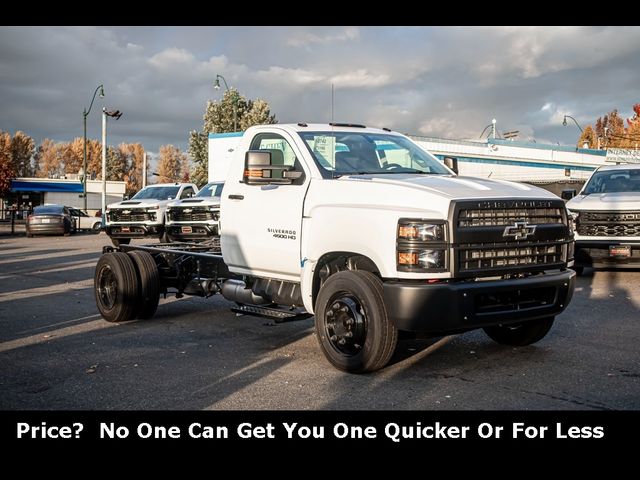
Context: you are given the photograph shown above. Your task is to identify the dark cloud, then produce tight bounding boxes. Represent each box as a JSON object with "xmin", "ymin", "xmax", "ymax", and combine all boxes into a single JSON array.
[{"xmin": 1, "ymin": 26, "xmax": 639, "ymax": 159}]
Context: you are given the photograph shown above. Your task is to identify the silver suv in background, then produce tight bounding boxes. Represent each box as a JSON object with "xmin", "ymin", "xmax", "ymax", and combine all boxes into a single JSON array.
[{"xmin": 105, "ymin": 183, "xmax": 198, "ymax": 247}]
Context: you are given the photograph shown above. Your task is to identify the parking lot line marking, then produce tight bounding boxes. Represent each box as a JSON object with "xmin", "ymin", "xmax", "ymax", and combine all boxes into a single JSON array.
[
  {"xmin": 0, "ymin": 260, "xmax": 97, "ymax": 280},
  {"xmin": 0, "ymin": 249, "xmax": 98, "ymax": 266},
  {"xmin": 15, "ymin": 313, "xmax": 102, "ymax": 335},
  {"xmin": 0, "ymin": 279, "xmax": 93, "ymax": 303},
  {"xmin": 0, "ymin": 319, "xmax": 114, "ymax": 354}
]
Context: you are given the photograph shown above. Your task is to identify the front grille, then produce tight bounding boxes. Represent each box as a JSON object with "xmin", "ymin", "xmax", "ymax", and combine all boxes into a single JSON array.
[
  {"xmin": 577, "ymin": 210, "xmax": 640, "ymax": 237},
  {"xmin": 459, "ymin": 243, "xmax": 563, "ymax": 272},
  {"xmin": 453, "ymin": 199, "xmax": 570, "ymax": 277},
  {"xmin": 167, "ymin": 208, "xmax": 216, "ymax": 222},
  {"xmin": 109, "ymin": 209, "xmax": 154, "ymax": 222},
  {"xmin": 458, "ymin": 207, "xmax": 563, "ymax": 227}
]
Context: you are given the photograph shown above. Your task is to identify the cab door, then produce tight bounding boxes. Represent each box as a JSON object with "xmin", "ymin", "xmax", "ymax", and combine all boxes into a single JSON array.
[{"xmin": 221, "ymin": 130, "xmax": 309, "ymax": 282}]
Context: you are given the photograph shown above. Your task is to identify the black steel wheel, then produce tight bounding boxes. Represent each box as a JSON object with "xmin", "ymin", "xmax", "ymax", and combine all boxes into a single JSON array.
[
  {"xmin": 315, "ymin": 270, "xmax": 397, "ymax": 373},
  {"xmin": 94, "ymin": 252, "xmax": 139, "ymax": 322},
  {"xmin": 127, "ymin": 250, "xmax": 160, "ymax": 319},
  {"xmin": 484, "ymin": 316, "xmax": 555, "ymax": 346}
]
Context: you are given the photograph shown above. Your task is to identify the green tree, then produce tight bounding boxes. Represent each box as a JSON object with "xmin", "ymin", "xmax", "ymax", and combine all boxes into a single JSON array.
[
  {"xmin": 188, "ymin": 88, "xmax": 277, "ymax": 188},
  {"xmin": 188, "ymin": 130, "xmax": 208, "ymax": 187},
  {"xmin": 106, "ymin": 145, "xmax": 127, "ymax": 181},
  {"xmin": 157, "ymin": 145, "xmax": 187, "ymax": 184}
]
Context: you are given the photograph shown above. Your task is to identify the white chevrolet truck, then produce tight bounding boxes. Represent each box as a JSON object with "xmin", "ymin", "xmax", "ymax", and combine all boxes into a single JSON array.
[
  {"xmin": 94, "ymin": 123, "xmax": 576, "ymax": 373},
  {"xmin": 165, "ymin": 181, "xmax": 224, "ymax": 243},
  {"xmin": 105, "ymin": 182, "xmax": 198, "ymax": 247},
  {"xmin": 566, "ymin": 164, "xmax": 640, "ymax": 274}
]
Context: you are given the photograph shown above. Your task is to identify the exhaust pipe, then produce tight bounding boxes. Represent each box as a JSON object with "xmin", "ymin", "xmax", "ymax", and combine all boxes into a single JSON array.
[{"xmin": 221, "ymin": 279, "xmax": 269, "ymax": 305}]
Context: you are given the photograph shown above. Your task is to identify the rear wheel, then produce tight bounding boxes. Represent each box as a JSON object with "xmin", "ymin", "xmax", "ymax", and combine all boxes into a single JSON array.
[
  {"xmin": 94, "ymin": 252, "xmax": 139, "ymax": 322},
  {"xmin": 111, "ymin": 237, "xmax": 131, "ymax": 247},
  {"xmin": 127, "ymin": 250, "xmax": 160, "ymax": 319},
  {"xmin": 315, "ymin": 270, "xmax": 397, "ymax": 373},
  {"xmin": 483, "ymin": 316, "xmax": 555, "ymax": 346},
  {"xmin": 92, "ymin": 221, "xmax": 102, "ymax": 233}
]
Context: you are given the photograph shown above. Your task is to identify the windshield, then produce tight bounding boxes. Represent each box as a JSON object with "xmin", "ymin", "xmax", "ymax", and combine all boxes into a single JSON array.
[
  {"xmin": 132, "ymin": 186, "xmax": 181, "ymax": 200},
  {"xmin": 299, "ymin": 132, "xmax": 451, "ymax": 176},
  {"xmin": 583, "ymin": 169, "xmax": 640, "ymax": 194},
  {"xmin": 196, "ymin": 182, "xmax": 224, "ymax": 198},
  {"xmin": 34, "ymin": 205, "xmax": 63, "ymax": 215}
]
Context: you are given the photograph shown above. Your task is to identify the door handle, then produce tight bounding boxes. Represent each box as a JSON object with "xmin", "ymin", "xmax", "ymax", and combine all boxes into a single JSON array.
[{"xmin": 229, "ymin": 194, "xmax": 244, "ymax": 200}]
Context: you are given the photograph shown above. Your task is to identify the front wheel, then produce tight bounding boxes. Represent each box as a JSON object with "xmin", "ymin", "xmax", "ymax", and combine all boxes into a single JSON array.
[
  {"xmin": 315, "ymin": 270, "xmax": 397, "ymax": 373},
  {"xmin": 483, "ymin": 316, "xmax": 555, "ymax": 346}
]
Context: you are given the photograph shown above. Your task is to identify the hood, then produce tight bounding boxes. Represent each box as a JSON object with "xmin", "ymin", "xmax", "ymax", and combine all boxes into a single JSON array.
[
  {"xmin": 107, "ymin": 199, "xmax": 166, "ymax": 209},
  {"xmin": 341, "ymin": 174, "xmax": 557, "ymax": 199},
  {"xmin": 167, "ymin": 196, "xmax": 221, "ymax": 208},
  {"xmin": 566, "ymin": 192, "xmax": 640, "ymax": 211}
]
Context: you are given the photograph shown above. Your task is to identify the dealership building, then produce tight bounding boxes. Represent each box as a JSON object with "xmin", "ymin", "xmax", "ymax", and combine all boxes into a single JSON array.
[{"xmin": 2, "ymin": 176, "xmax": 126, "ymax": 219}]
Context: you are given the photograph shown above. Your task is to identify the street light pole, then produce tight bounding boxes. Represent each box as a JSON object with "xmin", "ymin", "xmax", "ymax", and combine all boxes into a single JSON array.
[
  {"xmin": 214, "ymin": 74, "xmax": 237, "ymax": 132},
  {"xmin": 82, "ymin": 84, "xmax": 105, "ymax": 212},
  {"xmin": 562, "ymin": 115, "xmax": 584, "ymax": 133},
  {"xmin": 101, "ymin": 108, "xmax": 123, "ymax": 224}
]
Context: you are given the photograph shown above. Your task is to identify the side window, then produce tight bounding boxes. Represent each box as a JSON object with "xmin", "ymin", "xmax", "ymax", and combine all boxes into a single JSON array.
[
  {"xmin": 250, "ymin": 133, "xmax": 298, "ymax": 168},
  {"xmin": 180, "ymin": 187, "xmax": 194, "ymax": 199}
]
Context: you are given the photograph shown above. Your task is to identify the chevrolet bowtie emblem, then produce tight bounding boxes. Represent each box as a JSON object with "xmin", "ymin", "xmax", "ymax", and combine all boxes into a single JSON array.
[{"xmin": 503, "ymin": 221, "xmax": 536, "ymax": 240}]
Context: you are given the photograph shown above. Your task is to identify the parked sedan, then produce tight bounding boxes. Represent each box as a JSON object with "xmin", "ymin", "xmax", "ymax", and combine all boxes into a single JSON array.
[
  {"xmin": 26, "ymin": 204, "xmax": 75, "ymax": 237},
  {"xmin": 69, "ymin": 208, "xmax": 102, "ymax": 232}
]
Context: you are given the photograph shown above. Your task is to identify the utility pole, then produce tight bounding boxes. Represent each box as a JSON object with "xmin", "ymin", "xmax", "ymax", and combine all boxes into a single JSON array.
[
  {"xmin": 142, "ymin": 152, "xmax": 147, "ymax": 188},
  {"xmin": 101, "ymin": 109, "xmax": 107, "ymax": 224}
]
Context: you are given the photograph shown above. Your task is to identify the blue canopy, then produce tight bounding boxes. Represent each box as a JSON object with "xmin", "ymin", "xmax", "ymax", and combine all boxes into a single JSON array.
[{"xmin": 11, "ymin": 180, "xmax": 83, "ymax": 193}]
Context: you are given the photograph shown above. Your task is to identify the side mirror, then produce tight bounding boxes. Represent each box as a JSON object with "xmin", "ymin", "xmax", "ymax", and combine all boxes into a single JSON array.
[
  {"xmin": 244, "ymin": 150, "xmax": 295, "ymax": 185},
  {"xmin": 443, "ymin": 156, "xmax": 459, "ymax": 174},
  {"xmin": 561, "ymin": 189, "xmax": 577, "ymax": 200}
]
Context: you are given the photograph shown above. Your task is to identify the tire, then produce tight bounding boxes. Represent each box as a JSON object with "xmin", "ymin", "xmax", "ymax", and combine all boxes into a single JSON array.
[
  {"xmin": 483, "ymin": 316, "xmax": 555, "ymax": 346},
  {"xmin": 127, "ymin": 250, "xmax": 160, "ymax": 319},
  {"xmin": 94, "ymin": 252, "xmax": 140, "ymax": 322},
  {"xmin": 111, "ymin": 237, "xmax": 131, "ymax": 247},
  {"xmin": 314, "ymin": 270, "xmax": 398, "ymax": 373},
  {"xmin": 572, "ymin": 266, "xmax": 584, "ymax": 276},
  {"xmin": 92, "ymin": 221, "xmax": 102, "ymax": 233}
]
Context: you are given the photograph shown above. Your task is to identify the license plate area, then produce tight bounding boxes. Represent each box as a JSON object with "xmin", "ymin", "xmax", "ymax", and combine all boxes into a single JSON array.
[
  {"xmin": 181, "ymin": 226, "xmax": 193, "ymax": 234},
  {"xmin": 42, "ymin": 219, "xmax": 50, "ymax": 223},
  {"xmin": 121, "ymin": 226, "xmax": 130, "ymax": 233},
  {"xmin": 609, "ymin": 245, "xmax": 631, "ymax": 258}
]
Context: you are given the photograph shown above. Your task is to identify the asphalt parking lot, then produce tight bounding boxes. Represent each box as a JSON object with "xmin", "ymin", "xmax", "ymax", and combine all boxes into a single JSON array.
[{"xmin": 0, "ymin": 232, "xmax": 639, "ymax": 410}]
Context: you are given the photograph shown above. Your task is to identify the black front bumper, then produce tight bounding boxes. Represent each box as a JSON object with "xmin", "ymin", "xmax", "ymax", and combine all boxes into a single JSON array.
[
  {"xmin": 575, "ymin": 240, "xmax": 640, "ymax": 268},
  {"xmin": 106, "ymin": 224, "xmax": 164, "ymax": 238},
  {"xmin": 383, "ymin": 269, "xmax": 575, "ymax": 333}
]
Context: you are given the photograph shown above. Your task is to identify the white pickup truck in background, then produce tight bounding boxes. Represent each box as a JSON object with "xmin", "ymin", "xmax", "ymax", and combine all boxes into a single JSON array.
[
  {"xmin": 94, "ymin": 123, "xmax": 576, "ymax": 373},
  {"xmin": 104, "ymin": 182, "xmax": 198, "ymax": 247},
  {"xmin": 566, "ymin": 164, "xmax": 640, "ymax": 273},
  {"xmin": 165, "ymin": 181, "xmax": 224, "ymax": 243}
]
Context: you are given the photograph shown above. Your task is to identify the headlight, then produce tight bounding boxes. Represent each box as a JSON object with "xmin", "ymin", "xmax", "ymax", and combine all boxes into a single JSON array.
[
  {"xmin": 568, "ymin": 210, "xmax": 579, "ymax": 234},
  {"xmin": 398, "ymin": 221, "xmax": 445, "ymax": 241},
  {"xmin": 397, "ymin": 219, "xmax": 448, "ymax": 272}
]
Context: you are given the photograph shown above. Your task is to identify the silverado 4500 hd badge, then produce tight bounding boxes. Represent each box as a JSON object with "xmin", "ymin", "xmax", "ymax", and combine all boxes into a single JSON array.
[{"xmin": 268, "ymin": 227, "xmax": 297, "ymax": 240}]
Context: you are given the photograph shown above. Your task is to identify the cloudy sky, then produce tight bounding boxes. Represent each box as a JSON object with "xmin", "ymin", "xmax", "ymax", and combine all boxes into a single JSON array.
[{"xmin": 1, "ymin": 26, "xmax": 639, "ymax": 157}]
